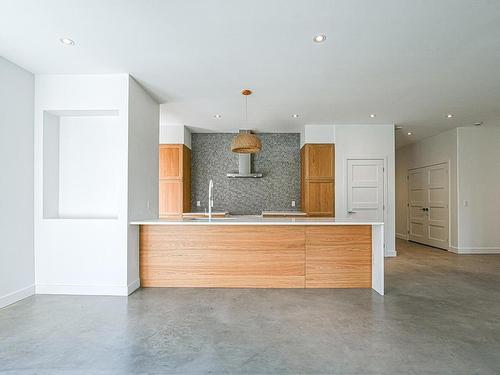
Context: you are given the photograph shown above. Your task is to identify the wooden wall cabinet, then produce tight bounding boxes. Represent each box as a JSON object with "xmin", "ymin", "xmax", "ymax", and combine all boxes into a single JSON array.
[
  {"xmin": 159, "ymin": 144, "xmax": 191, "ymax": 217},
  {"xmin": 301, "ymin": 144, "xmax": 335, "ymax": 216}
]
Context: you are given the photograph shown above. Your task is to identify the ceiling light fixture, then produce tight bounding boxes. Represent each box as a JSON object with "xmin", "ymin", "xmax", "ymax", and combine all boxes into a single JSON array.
[
  {"xmin": 214, "ymin": 114, "xmax": 222, "ymax": 119},
  {"xmin": 230, "ymin": 90, "xmax": 262, "ymax": 154},
  {"xmin": 369, "ymin": 114, "xmax": 376, "ymax": 118},
  {"xmin": 407, "ymin": 132, "xmax": 413, "ymax": 136},
  {"xmin": 313, "ymin": 34, "xmax": 327, "ymax": 43},
  {"xmin": 60, "ymin": 38, "xmax": 75, "ymax": 46},
  {"xmin": 447, "ymin": 114, "xmax": 453, "ymax": 118},
  {"xmin": 292, "ymin": 114, "xmax": 300, "ymax": 118}
]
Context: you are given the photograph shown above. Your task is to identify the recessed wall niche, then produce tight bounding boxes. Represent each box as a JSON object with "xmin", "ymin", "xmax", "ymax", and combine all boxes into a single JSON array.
[{"xmin": 42, "ymin": 110, "xmax": 120, "ymax": 219}]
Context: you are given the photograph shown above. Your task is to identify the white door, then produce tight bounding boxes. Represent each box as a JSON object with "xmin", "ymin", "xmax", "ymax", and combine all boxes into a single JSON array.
[
  {"xmin": 408, "ymin": 162, "xmax": 449, "ymax": 249},
  {"xmin": 347, "ymin": 159, "xmax": 384, "ymax": 221}
]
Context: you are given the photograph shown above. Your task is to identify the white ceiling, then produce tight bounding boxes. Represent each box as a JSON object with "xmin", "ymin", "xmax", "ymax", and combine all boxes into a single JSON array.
[{"xmin": 2, "ymin": 0, "xmax": 500, "ymax": 147}]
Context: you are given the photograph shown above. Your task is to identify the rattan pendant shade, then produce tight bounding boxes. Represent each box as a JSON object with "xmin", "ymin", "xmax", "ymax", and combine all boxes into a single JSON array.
[
  {"xmin": 231, "ymin": 132, "xmax": 262, "ymax": 154},
  {"xmin": 230, "ymin": 89, "xmax": 262, "ymax": 154}
]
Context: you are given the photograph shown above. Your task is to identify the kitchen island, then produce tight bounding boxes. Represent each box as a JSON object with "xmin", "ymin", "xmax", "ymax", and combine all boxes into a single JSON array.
[{"xmin": 131, "ymin": 217, "xmax": 384, "ymax": 295}]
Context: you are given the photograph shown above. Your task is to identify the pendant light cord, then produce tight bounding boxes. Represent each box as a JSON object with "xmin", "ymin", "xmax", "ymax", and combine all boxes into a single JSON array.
[{"xmin": 245, "ymin": 95, "xmax": 248, "ymax": 123}]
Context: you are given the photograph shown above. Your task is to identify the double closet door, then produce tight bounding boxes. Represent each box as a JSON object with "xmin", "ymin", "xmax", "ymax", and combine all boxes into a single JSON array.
[{"xmin": 408, "ymin": 162, "xmax": 449, "ymax": 250}]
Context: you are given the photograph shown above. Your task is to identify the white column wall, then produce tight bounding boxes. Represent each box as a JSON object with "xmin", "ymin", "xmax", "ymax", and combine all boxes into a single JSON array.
[
  {"xmin": 0, "ymin": 57, "xmax": 35, "ymax": 308},
  {"xmin": 456, "ymin": 126, "xmax": 500, "ymax": 253},
  {"xmin": 127, "ymin": 77, "xmax": 159, "ymax": 289},
  {"xmin": 34, "ymin": 74, "xmax": 130, "ymax": 295}
]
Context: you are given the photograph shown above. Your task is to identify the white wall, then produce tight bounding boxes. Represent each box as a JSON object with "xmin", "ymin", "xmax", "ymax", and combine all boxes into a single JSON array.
[
  {"xmin": 58, "ymin": 115, "xmax": 120, "ymax": 218},
  {"xmin": 42, "ymin": 111, "xmax": 60, "ymax": 219},
  {"xmin": 34, "ymin": 74, "xmax": 131, "ymax": 295},
  {"xmin": 159, "ymin": 104, "xmax": 191, "ymax": 147},
  {"xmin": 456, "ymin": 127, "xmax": 500, "ymax": 252},
  {"xmin": 335, "ymin": 125, "xmax": 396, "ymax": 256},
  {"xmin": 395, "ymin": 145, "xmax": 410, "ymax": 240},
  {"xmin": 34, "ymin": 74, "xmax": 159, "ymax": 295},
  {"xmin": 0, "ymin": 57, "xmax": 35, "ymax": 308},
  {"xmin": 127, "ymin": 77, "xmax": 159, "ymax": 287},
  {"xmin": 300, "ymin": 124, "xmax": 335, "ymax": 147},
  {"xmin": 396, "ymin": 129, "xmax": 458, "ymax": 247},
  {"xmin": 159, "ymin": 124, "xmax": 191, "ymax": 148},
  {"xmin": 184, "ymin": 126, "xmax": 192, "ymax": 149},
  {"xmin": 396, "ymin": 126, "xmax": 500, "ymax": 254}
]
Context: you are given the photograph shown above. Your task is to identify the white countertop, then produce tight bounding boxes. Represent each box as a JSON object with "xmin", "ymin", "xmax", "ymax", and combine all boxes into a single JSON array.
[
  {"xmin": 131, "ymin": 216, "xmax": 383, "ymax": 226},
  {"xmin": 261, "ymin": 211, "xmax": 307, "ymax": 216}
]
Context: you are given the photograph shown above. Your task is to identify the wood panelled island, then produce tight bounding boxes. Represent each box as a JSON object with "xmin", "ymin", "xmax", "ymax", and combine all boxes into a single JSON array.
[{"xmin": 131, "ymin": 217, "xmax": 384, "ymax": 295}]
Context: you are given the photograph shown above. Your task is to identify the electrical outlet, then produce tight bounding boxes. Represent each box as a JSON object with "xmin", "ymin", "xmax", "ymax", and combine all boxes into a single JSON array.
[
  {"xmin": 196, "ymin": 201, "xmax": 201, "ymax": 207},
  {"xmin": 291, "ymin": 200, "xmax": 296, "ymax": 207}
]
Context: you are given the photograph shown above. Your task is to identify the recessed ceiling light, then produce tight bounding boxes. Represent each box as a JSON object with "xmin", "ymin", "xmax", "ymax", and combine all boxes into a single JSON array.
[
  {"xmin": 407, "ymin": 132, "xmax": 413, "ymax": 136},
  {"xmin": 60, "ymin": 38, "xmax": 75, "ymax": 46},
  {"xmin": 292, "ymin": 114, "xmax": 300, "ymax": 118},
  {"xmin": 214, "ymin": 114, "xmax": 222, "ymax": 119},
  {"xmin": 447, "ymin": 114, "xmax": 453, "ymax": 118},
  {"xmin": 313, "ymin": 34, "xmax": 327, "ymax": 43},
  {"xmin": 369, "ymin": 114, "xmax": 376, "ymax": 118}
]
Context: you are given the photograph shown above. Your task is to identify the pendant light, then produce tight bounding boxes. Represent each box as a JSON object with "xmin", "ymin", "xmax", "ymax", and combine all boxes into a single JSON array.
[{"xmin": 231, "ymin": 89, "xmax": 262, "ymax": 154}]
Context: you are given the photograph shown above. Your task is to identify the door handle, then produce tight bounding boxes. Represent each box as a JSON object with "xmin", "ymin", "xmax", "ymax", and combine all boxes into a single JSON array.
[
  {"xmin": 347, "ymin": 210, "xmax": 356, "ymax": 214},
  {"xmin": 421, "ymin": 207, "xmax": 429, "ymax": 212}
]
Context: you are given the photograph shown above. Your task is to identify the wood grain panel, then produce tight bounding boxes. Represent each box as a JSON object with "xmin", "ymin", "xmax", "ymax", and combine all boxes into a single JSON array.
[
  {"xmin": 306, "ymin": 181, "xmax": 334, "ymax": 217},
  {"xmin": 158, "ymin": 144, "xmax": 191, "ymax": 216},
  {"xmin": 305, "ymin": 144, "xmax": 334, "ymax": 179},
  {"xmin": 159, "ymin": 144, "xmax": 182, "ymax": 179},
  {"xmin": 301, "ymin": 144, "xmax": 335, "ymax": 216},
  {"xmin": 140, "ymin": 225, "xmax": 372, "ymax": 289},
  {"xmin": 140, "ymin": 225, "xmax": 306, "ymax": 288},
  {"xmin": 159, "ymin": 180, "xmax": 182, "ymax": 216},
  {"xmin": 141, "ymin": 276, "xmax": 303, "ymax": 288},
  {"xmin": 305, "ymin": 226, "xmax": 371, "ymax": 288}
]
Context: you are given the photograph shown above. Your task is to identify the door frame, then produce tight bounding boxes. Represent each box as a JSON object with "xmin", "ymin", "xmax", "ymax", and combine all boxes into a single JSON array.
[
  {"xmin": 406, "ymin": 160, "xmax": 451, "ymax": 250},
  {"xmin": 344, "ymin": 156, "xmax": 388, "ymax": 250}
]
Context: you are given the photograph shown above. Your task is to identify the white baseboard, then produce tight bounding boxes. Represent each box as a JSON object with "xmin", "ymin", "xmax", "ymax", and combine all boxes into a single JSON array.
[
  {"xmin": 0, "ymin": 284, "xmax": 35, "ymax": 309},
  {"xmin": 395, "ymin": 233, "xmax": 408, "ymax": 240},
  {"xmin": 127, "ymin": 279, "xmax": 140, "ymax": 295},
  {"xmin": 385, "ymin": 250, "xmax": 397, "ymax": 257},
  {"xmin": 449, "ymin": 246, "xmax": 500, "ymax": 254},
  {"xmin": 36, "ymin": 283, "xmax": 131, "ymax": 296}
]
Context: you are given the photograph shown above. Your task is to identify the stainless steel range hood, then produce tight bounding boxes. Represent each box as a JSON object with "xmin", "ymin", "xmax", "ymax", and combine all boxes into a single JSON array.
[{"xmin": 227, "ymin": 153, "xmax": 263, "ymax": 178}]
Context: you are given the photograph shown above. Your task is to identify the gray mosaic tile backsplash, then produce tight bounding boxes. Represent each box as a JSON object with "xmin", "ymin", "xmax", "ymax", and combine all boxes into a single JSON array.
[{"xmin": 191, "ymin": 133, "xmax": 301, "ymax": 215}]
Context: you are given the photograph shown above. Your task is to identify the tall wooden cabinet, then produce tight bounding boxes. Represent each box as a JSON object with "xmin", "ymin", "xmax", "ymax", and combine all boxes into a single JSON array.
[
  {"xmin": 159, "ymin": 144, "xmax": 191, "ymax": 217},
  {"xmin": 301, "ymin": 144, "xmax": 335, "ymax": 216}
]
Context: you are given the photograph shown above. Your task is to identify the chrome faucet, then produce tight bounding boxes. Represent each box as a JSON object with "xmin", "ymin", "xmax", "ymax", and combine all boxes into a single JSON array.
[{"xmin": 208, "ymin": 179, "xmax": 214, "ymax": 221}]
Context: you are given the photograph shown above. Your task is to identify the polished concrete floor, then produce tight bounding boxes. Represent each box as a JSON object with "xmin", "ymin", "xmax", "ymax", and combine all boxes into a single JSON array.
[{"xmin": 1, "ymin": 240, "xmax": 499, "ymax": 374}]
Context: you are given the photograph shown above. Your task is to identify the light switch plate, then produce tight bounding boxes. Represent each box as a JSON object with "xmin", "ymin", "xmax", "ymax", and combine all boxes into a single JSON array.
[
  {"xmin": 291, "ymin": 200, "xmax": 296, "ymax": 207},
  {"xmin": 196, "ymin": 201, "xmax": 201, "ymax": 207}
]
